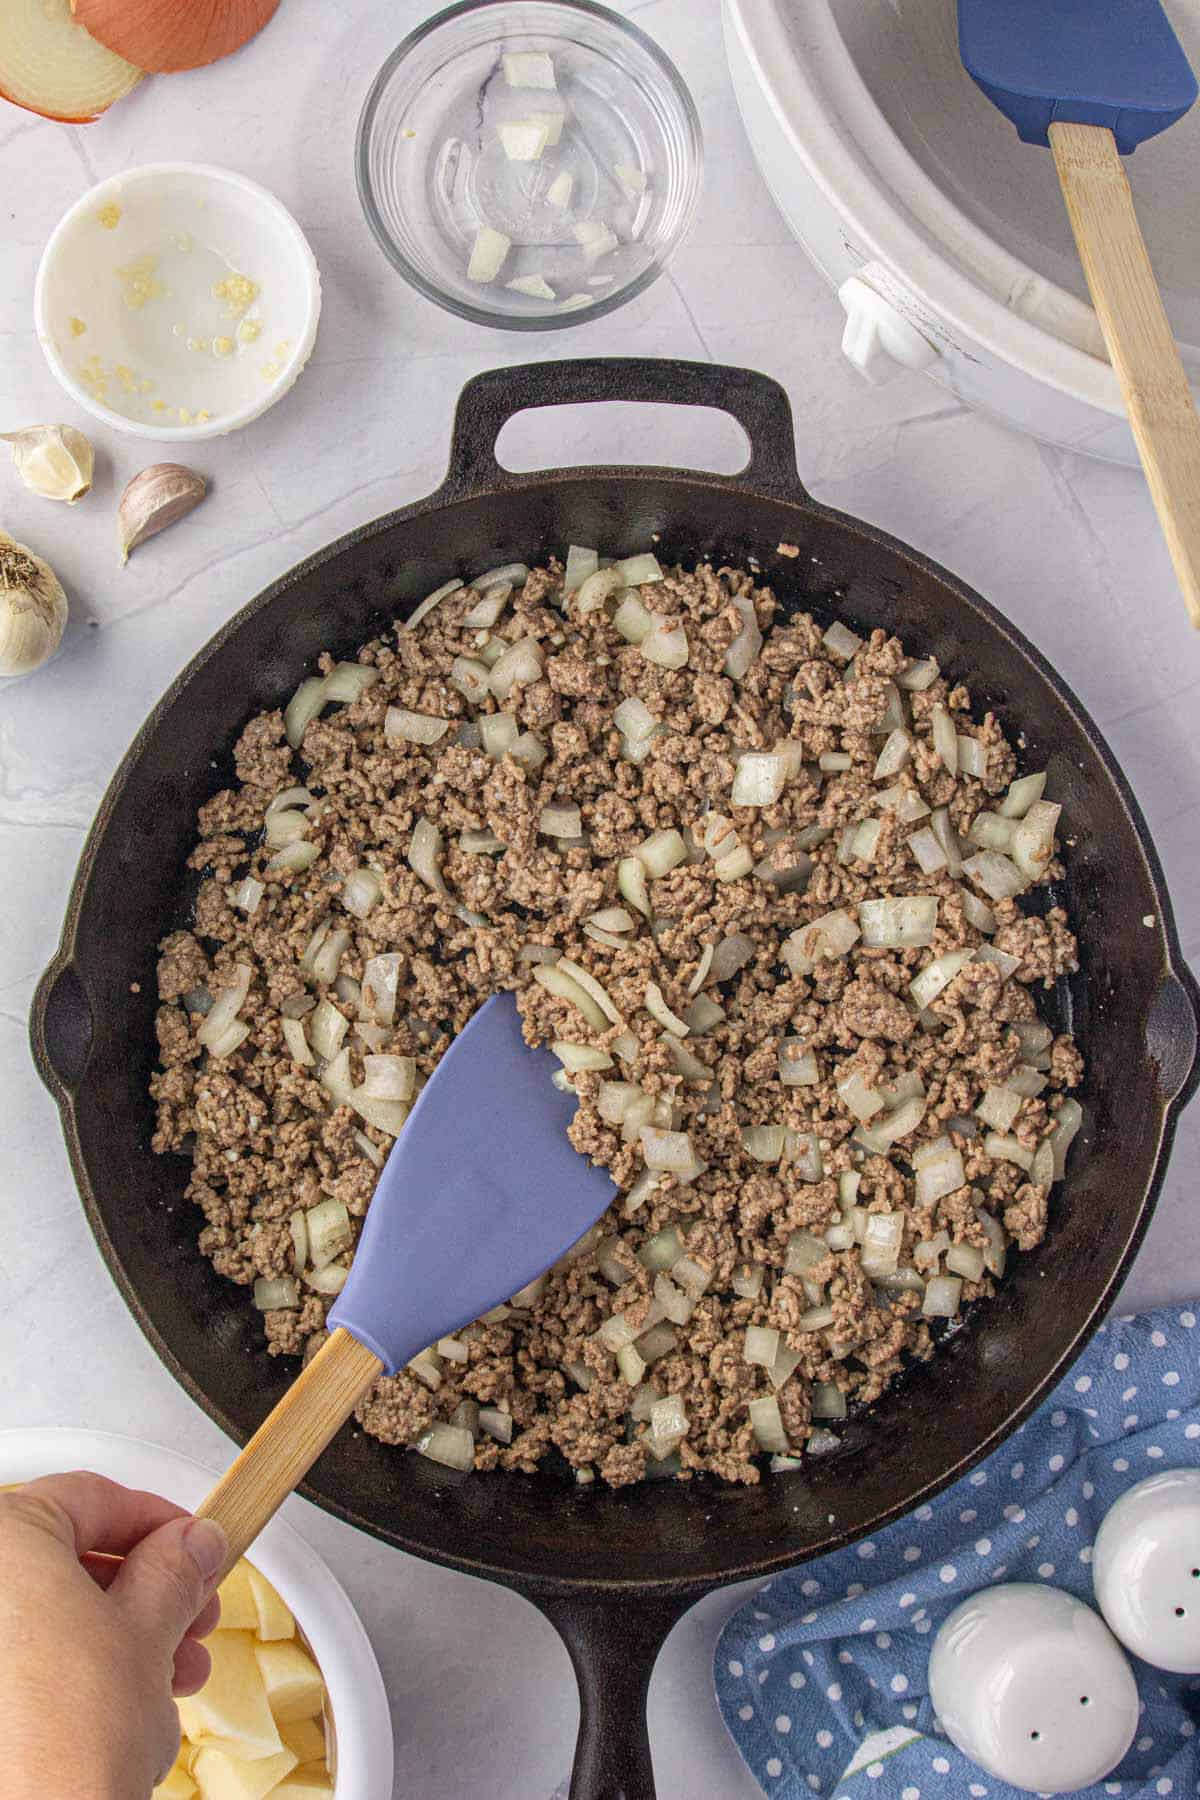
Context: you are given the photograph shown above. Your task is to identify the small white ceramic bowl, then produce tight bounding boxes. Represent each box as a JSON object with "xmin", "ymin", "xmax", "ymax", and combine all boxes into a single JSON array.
[
  {"xmin": 0, "ymin": 1427, "xmax": 393, "ymax": 1800},
  {"xmin": 34, "ymin": 164, "xmax": 321, "ymax": 442}
]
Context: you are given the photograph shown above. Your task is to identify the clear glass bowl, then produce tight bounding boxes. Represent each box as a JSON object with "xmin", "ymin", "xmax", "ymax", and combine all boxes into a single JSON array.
[{"xmin": 356, "ymin": 0, "xmax": 702, "ymax": 330}]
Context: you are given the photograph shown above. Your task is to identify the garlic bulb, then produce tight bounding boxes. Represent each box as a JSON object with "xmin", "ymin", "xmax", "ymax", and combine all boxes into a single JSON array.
[
  {"xmin": 118, "ymin": 463, "xmax": 207, "ymax": 562},
  {"xmin": 2, "ymin": 424, "xmax": 94, "ymax": 503},
  {"xmin": 0, "ymin": 530, "xmax": 68, "ymax": 678}
]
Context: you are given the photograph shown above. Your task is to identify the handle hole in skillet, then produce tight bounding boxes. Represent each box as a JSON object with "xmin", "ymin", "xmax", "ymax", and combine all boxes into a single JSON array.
[{"xmin": 495, "ymin": 401, "xmax": 750, "ymax": 479}]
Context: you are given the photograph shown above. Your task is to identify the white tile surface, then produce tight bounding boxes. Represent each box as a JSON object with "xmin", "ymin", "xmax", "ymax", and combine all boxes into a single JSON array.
[{"xmin": 0, "ymin": 4, "xmax": 1197, "ymax": 1797}]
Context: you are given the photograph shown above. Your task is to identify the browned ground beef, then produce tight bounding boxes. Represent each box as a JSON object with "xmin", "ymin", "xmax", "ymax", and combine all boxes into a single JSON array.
[{"xmin": 151, "ymin": 556, "xmax": 1082, "ymax": 1487}]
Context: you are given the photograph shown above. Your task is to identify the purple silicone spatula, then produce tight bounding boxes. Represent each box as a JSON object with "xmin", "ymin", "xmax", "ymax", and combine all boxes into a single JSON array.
[
  {"xmin": 190, "ymin": 993, "xmax": 616, "ymax": 1575},
  {"xmin": 958, "ymin": 0, "xmax": 1200, "ymax": 628}
]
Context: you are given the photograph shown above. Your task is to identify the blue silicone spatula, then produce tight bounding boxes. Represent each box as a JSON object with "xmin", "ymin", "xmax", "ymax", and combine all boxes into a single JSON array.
[
  {"xmin": 958, "ymin": 0, "xmax": 1200, "ymax": 629},
  {"xmin": 193, "ymin": 993, "xmax": 616, "ymax": 1573}
]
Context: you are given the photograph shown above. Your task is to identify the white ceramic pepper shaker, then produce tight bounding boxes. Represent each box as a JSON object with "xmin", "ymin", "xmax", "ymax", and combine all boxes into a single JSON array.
[
  {"xmin": 1093, "ymin": 1468, "xmax": 1200, "ymax": 1672},
  {"xmin": 928, "ymin": 1582, "xmax": 1139, "ymax": 1793}
]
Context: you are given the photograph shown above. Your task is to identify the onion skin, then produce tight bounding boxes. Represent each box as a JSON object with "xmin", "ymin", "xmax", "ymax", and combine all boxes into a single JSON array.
[{"xmin": 70, "ymin": 0, "xmax": 278, "ymax": 73}]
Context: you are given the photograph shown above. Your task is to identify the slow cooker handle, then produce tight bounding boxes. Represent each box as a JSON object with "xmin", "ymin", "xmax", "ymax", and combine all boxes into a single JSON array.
[
  {"xmin": 527, "ymin": 1585, "xmax": 699, "ymax": 1800},
  {"xmin": 438, "ymin": 358, "xmax": 809, "ymax": 503}
]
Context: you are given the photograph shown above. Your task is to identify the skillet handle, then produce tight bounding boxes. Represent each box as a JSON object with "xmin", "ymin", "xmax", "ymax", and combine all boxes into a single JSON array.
[
  {"xmin": 1148, "ymin": 964, "xmax": 1200, "ymax": 1110},
  {"xmin": 530, "ymin": 1586, "xmax": 696, "ymax": 1800},
  {"xmin": 440, "ymin": 358, "xmax": 808, "ymax": 503},
  {"xmin": 31, "ymin": 956, "xmax": 95, "ymax": 1100}
]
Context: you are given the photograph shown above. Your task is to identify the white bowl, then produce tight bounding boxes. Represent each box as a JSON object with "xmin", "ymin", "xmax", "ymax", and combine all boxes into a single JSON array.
[
  {"xmin": 34, "ymin": 164, "xmax": 321, "ymax": 442},
  {"xmin": 0, "ymin": 1428, "xmax": 393, "ymax": 1800}
]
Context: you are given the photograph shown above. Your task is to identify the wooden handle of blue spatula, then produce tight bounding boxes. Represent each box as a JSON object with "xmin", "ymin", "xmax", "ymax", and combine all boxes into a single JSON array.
[
  {"xmin": 1049, "ymin": 121, "xmax": 1200, "ymax": 630},
  {"xmin": 193, "ymin": 1329, "xmax": 384, "ymax": 1578}
]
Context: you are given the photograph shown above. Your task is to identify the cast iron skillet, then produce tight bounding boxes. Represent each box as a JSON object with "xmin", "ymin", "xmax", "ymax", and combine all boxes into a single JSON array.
[{"xmin": 32, "ymin": 359, "xmax": 1200, "ymax": 1800}]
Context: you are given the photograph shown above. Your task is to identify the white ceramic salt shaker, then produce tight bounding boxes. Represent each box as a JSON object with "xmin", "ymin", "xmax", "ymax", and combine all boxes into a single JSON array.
[
  {"xmin": 928, "ymin": 1582, "xmax": 1138, "ymax": 1793},
  {"xmin": 1093, "ymin": 1468, "xmax": 1200, "ymax": 1672}
]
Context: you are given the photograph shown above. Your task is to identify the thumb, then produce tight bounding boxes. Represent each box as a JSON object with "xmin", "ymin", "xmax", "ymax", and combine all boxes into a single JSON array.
[{"xmin": 110, "ymin": 1516, "xmax": 228, "ymax": 1657}]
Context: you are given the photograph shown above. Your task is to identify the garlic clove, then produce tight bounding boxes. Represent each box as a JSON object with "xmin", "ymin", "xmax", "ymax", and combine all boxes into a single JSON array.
[
  {"xmin": 2, "ymin": 424, "xmax": 94, "ymax": 503},
  {"xmin": 117, "ymin": 463, "xmax": 207, "ymax": 562},
  {"xmin": 0, "ymin": 528, "xmax": 69, "ymax": 679}
]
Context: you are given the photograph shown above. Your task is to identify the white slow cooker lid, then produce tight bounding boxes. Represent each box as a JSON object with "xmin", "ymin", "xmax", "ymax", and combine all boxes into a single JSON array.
[{"xmin": 726, "ymin": 0, "xmax": 1200, "ymax": 417}]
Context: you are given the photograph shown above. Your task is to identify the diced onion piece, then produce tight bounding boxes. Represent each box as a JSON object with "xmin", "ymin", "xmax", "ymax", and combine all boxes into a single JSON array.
[
  {"xmin": 270, "ymin": 838, "xmax": 319, "ymax": 876},
  {"xmin": 533, "ymin": 963, "xmax": 608, "ymax": 1031},
  {"xmin": 976, "ymin": 1210, "xmax": 1007, "ymax": 1278},
  {"xmin": 968, "ymin": 811, "xmax": 1014, "ymax": 852},
  {"xmin": 641, "ymin": 1127, "xmax": 704, "ymax": 1183},
  {"xmin": 547, "ymin": 170, "xmax": 574, "ymax": 208},
  {"xmin": 649, "ymin": 1396, "xmax": 689, "ymax": 1456},
  {"xmin": 897, "ymin": 657, "xmax": 939, "ymax": 691},
  {"xmin": 731, "ymin": 751, "xmax": 789, "ymax": 808},
  {"xmin": 877, "ymin": 784, "xmax": 931, "ymax": 825},
  {"xmin": 254, "ymin": 1276, "xmax": 299, "ymax": 1311},
  {"xmin": 416, "ymin": 1423, "xmax": 475, "ymax": 1471},
  {"xmin": 913, "ymin": 1230, "xmax": 949, "ymax": 1271},
  {"xmin": 634, "ymin": 828, "xmax": 686, "ymax": 877},
  {"xmin": 785, "ymin": 1130, "xmax": 824, "ymax": 1182},
  {"xmin": 977, "ymin": 1085, "xmax": 1023, "ymax": 1132},
  {"xmin": 745, "ymin": 1325, "xmax": 780, "ymax": 1368},
  {"xmin": 598, "ymin": 1079, "xmax": 643, "ymax": 1125},
  {"xmin": 823, "ymin": 1217, "xmax": 856, "ymax": 1253},
  {"xmin": 957, "ymin": 735, "xmax": 988, "ymax": 779},
  {"xmin": 288, "ymin": 1212, "xmax": 309, "ymax": 1274},
  {"xmin": 450, "ymin": 656, "xmax": 491, "ymax": 704},
  {"xmin": 361, "ymin": 1054, "xmax": 415, "ymax": 1101},
  {"xmin": 714, "ymin": 845, "xmax": 753, "ymax": 882},
  {"xmin": 281, "ymin": 1016, "xmax": 313, "ymax": 1066},
  {"xmin": 352, "ymin": 1093, "xmax": 409, "ymax": 1137},
  {"xmin": 685, "ymin": 994, "xmax": 724, "ymax": 1034},
  {"xmin": 613, "ymin": 592, "xmax": 655, "ymax": 643},
  {"xmin": 654, "ymin": 1274, "xmax": 693, "ymax": 1328},
  {"xmin": 479, "ymin": 1407, "xmax": 513, "ymax": 1444},
  {"xmin": 575, "ymin": 566, "xmax": 624, "ymax": 615},
  {"xmin": 931, "ymin": 806, "xmax": 964, "ymax": 876},
  {"xmin": 265, "ymin": 807, "xmax": 308, "ymax": 848},
  {"xmin": 641, "ymin": 623, "xmax": 688, "ymax": 669},
  {"xmin": 504, "ymin": 48, "xmax": 556, "ymax": 86},
  {"xmin": 931, "ymin": 705, "xmax": 958, "ymax": 775},
  {"xmin": 499, "ymin": 118, "xmax": 549, "ymax": 160},
  {"xmin": 974, "ymin": 946, "xmax": 1021, "ymax": 981},
  {"xmin": 616, "ymin": 1342, "xmax": 647, "ymax": 1385},
  {"xmin": 873, "ymin": 729, "xmax": 912, "ymax": 779},
  {"xmin": 539, "ymin": 801, "xmax": 582, "ymax": 838},
  {"xmin": 585, "ymin": 925, "xmax": 629, "ymax": 950},
  {"xmin": 637, "ymin": 1319, "xmax": 678, "ymax": 1366},
  {"xmin": 646, "ymin": 981, "xmax": 688, "ymax": 1037},
  {"xmin": 563, "ymin": 544, "xmax": 599, "ymax": 591},
  {"xmin": 778, "ymin": 1040, "xmax": 819, "ymax": 1087},
  {"xmin": 749, "ymin": 1394, "xmax": 789, "ymax": 1454},
  {"xmin": 267, "ymin": 786, "xmax": 314, "ymax": 817},
  {"xmin": 963, "ymin": 849, "xmax": 1027, "ymax": 901},
  {"xmin": 1010, "ymin": 800, "xmax": 1061, "ymax": 882},
  {"xmin": 468, "ymin": 226, "xmax": 511, "ymax": 283},
  {"xmin": 285, "ymin": 676, "xmax": 327, "ymax": 748},
  {"xmin": 959, "ymin": 885, "xmax": 997, "ymax": 934},
  {"xmin": 461, "ymin": 828, "xmax": 505, "ymax": 854},
  {"xmin": 851, "ymin": 818, "xmax": 882, "ymax": 863},
  {"xmin": 812, "ymin": 1382, "xmax": 847, "ymax": 1420},
  {"xmin": 615, "ymin": 162, "xmax": 648, "ymax": 197},
  {"xmin": 353, "ymin": 1129, "xmax": 384, "ymax": 1169},
  {"xmin": 197, "ymin": 964, "xmax": 252, "ymax": 1052},
  {"xmin": 854, "ymin": 897, "xmax": 938, "ymax": 955},
  {"xmin": 822, "ymin": 621, "xmax": 861, "ymax": 660},
  {"xmin": 795, "ymin": 1305, "xmax": 834, "ymax": 1334},
  {"xmin": 619, "ymin": 858, "xmax": 651, "ymax": 918},
  {"xmin": 385, "ymin": 706, "xmax": 449, "ymax": 746},
  {"xmin": 557, "ymin": 956, "xmax": 623, "ymax": 1026},
  {"xmin": 946, "ymin": 1242, "xmax": 985, "ymax": 1282},
  {"xmin": 615, "ymin": 553, "xmax": 664, "ymax": 585},
  {"xmin": 819, "ymin": 751, "xmax": 852, "ymax": 772},
  {"xmin": 306, "ymin": 1196, "xmax": 352, "ymax": 1269},
  {"xmin": 306, "ymin": 1260, "xmax": 350, "ymax": 1297},
  {"xmin": 858, "ymin": 1094, "xmax": 927, "ymax": 1150},
  {"xmin": 731, "ymin": 1264, "xmax": 764, "ymax": 1300},
  {"xmin": 230, "ymin": 876, "xmax": 265, "ymax": 915},
  {"xmin": 613, "ymin": 697, "xmax": 658, "ymax": 745},
  {"xmin": 742, "ymin": 1125, "xmax": 786, "ymax": 1163},
  {"xmin": 476, "ymin": 714, "xmax": 517, "ymax": 760},
  {"xmin": 784, "ymin": 1230, "xmax": 826, "ymax": 1276},
  {"xmin": 1048, "ymin": 1098, "xmax": 1083, "ymax": 1179},
  {"xmin": 342, "ymin": 866, "xmax": 383, "ymax": 919},
  {"xmin": 724, "ymin": 596, "xmax": 762, "ymax": 679},
  {"xmin": 910, "ymin": 947, "xmax": 976, "ymax": 1010},
  {"xmin": 409, "ymin": 816, "xmax": 449, "ymax": 898},
  {"xmin": 574, "ymin": 219, "xmax": 619, "ymax": 263},
  {"xmin": 462, "ymin": 584, "xmax": 512, "ymax": 628},
  {"xmin": 908, "ymin": 827, "xmax": 948, "ymax": 875},
  {"xmin": 590, "ymin": 906, "xmax": 636, "ymax": 934},
  {"xmin": 319, "ymin": 662, "xmax": 375, "ymax": 706},
  {"xmin": 783, "ymin": 909, "xmax": 860, "ymax": 976},
  {"xmin": 984, "ymin": 1132, "xmax": 1034, "ymax": 1172},
  {"xmin": 999, "ymin": 772, "xmax": 1047, "ymax": 819},
  {"xmin": 510, "ymin": 1273, "xmax": 549, "ymax": 1310},
  {"xmin": 553, "ymin": 1041, "xmax": 613, "ymax": 1073},
  {"xmin": 489, "ymin": 636, "xmax": 543, "ymax": 699},
  {"xmin": 309, "ymin": 997, "xmax": 348, "ymax": 1061},
  {"xmin": 404, "ymin": 579, "xmax": 464, "ymax": 634},
  {"xmin": 860, "ymin": 1211, "xmax": 903, "ymax": 1276},
  {"xmin": 837, "ymin": 1068, "xmax": 885, "ymax": 1122},
  {"xmin": 915, "ymin": 1140, "xmax": 965, "ymax": 1205},
  {"xmin": 922, "ymin": 1274, "xmax": 963, "ymax": 1318},
  {"xmin": 362, "ymin": 953, "xmax": 403, "ymax": 1025}
]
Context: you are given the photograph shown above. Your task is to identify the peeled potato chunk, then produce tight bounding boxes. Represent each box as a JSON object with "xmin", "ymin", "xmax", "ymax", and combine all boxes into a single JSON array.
[
  {"xmin": 246, "ymin": 1564, "xmax": 295, "ymax": 1641},
  {"xmin": 253, "ymin": 1639, "xmax": 324, "ymax": 1725},
  {"xmin": 191, "ymin": 1745, "xmax": 297, "ymax": 1800},
  {"xmin": 176, "ymin": 1631, "xmax": 283, "ymax": 1761},
  {"xmin": 279, "ymin": 1719, "xmax": 326, "ymax": 1765},
  {"xmin": 216, "ymin": 1562, "xmax": 258, "ymax": 1633}
]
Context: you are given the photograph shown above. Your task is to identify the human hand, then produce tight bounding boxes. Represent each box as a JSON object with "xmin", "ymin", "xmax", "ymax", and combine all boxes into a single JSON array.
[{"xmin": 0, "ymin": 1472, "xmax": 227, "ymax": 1799}]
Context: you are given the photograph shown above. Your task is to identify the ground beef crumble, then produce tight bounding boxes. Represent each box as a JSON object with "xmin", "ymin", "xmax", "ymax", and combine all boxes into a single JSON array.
[{"xmin": 151, "ymin": 555, "xmax": 1083, "ymax": 1486}]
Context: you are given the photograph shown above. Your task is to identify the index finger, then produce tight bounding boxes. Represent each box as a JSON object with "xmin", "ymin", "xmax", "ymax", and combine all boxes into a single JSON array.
[{"xmin": 7, "ymin": 1472, "xmax": 190, "ymax": 1557}]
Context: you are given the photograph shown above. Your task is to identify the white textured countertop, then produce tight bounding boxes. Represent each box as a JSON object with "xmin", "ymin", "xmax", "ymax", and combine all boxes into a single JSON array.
[{"xmin": 2, "ymin": 4, "xmax": 1198, "ymax": 1797}]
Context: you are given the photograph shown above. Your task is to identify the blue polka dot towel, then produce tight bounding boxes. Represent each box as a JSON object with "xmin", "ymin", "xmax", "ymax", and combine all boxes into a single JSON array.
[{"xmin": 715, "ymin": 1305, "xmax": 1200, "ymax": 1800}]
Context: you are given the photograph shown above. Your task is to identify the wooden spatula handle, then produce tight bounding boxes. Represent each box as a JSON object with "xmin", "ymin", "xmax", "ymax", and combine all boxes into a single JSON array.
[
  {"xmin": 1049, "ymin": 121, "xmax": 1200, "ymax": 630},
  {"xmin": 194, "ymin": 1328, "xmax": 383, "ymax": 1578}
]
